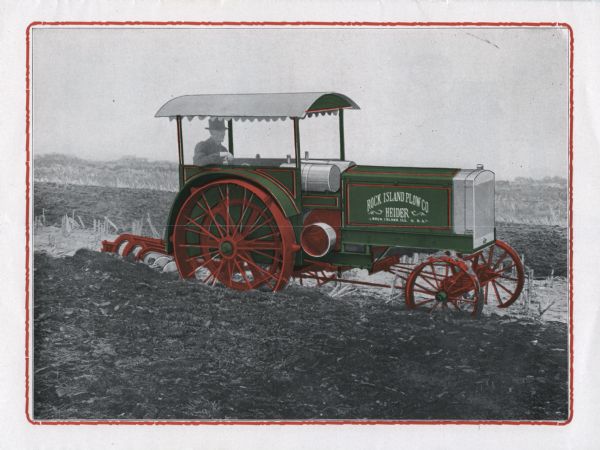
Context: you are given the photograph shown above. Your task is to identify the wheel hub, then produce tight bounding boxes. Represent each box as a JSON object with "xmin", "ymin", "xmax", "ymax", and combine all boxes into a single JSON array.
[
  {"xmin": 220, "ymin": 240, "xmax": 234, "ymax": 256},
  {"xmin": 435, "ymin": 291, "xmax": 448, "ymax": 302}
]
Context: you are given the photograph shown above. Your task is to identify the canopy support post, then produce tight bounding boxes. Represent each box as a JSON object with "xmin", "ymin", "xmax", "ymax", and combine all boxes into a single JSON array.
[
  {"xmin": 176, "ymin": 115, "xmax": 184, "ymax": 189},
  {"xmin": 293, "ymin": 118, "xmax": 301, "ymax": 170},
  {"xmin": 339, "ymin": 108, "xmax": 345, "ymax": 161},
  {"xmin": 293, "ymin": 117, "xmax": 303, "ymax": 205},
  {"xmin": 228, "ymin": 119, "xmax": 234, "ymax": 155}
]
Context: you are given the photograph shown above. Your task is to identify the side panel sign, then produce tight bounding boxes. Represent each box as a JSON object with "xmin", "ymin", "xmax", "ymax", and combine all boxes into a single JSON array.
[{"xmin": 346, "ymin": 183, "xmax": 450, "ymax": 228}]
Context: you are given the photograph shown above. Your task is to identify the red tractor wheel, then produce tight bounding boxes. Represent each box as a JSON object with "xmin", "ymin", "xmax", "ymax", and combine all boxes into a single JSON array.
[
  {"xmin": 405, "ymin": 256, "xmax": 483, "ymax": 318},
  {"xmin": 172, "ymin": 179, "xmax": 297, "ymax": 291},
  {"xmin": 466, "ymin": 240, "xmax": 525, "ymax": 308}
]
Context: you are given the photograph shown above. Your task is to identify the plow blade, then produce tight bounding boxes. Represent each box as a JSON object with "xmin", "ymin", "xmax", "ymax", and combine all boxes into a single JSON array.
[{"xmin": 101, "ymin": 234, "xmax": 169, "ymax": 262}]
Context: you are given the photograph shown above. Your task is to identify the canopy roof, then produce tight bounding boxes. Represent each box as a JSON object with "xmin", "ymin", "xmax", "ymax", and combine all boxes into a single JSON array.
[{"xmin": 155, "ymin": 92, "xmax": 359, "ymax": 122}]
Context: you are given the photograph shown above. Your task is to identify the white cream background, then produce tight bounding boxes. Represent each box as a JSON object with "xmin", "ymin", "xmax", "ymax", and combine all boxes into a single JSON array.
[{"xmin": 1, "ymin": 1, "xmax": 599, "ymax": 449}]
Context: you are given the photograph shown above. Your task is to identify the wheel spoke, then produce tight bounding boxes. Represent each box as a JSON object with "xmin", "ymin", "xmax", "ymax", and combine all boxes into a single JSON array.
[
  {"xmin": 492, "ymin": 280, "xmax": 503, "ymax": 305},
  {"xmin": 200, "ymin": 192, "xmax": 226, "ymax": 238},
  {"xmin": 238, "ymin": 240, "xmax": 281, "ymax": 251},
  {"xmin": 416, "ymin": 269, "xmax": 439, "ymax": 290},
  {"xmin": 449, "ymin": 301, "xmax": 462, "ymax": 312},
  {"xmin": 429, "ymin": 264, "xmax": 441, "ymax": 286},
  {"xmin": 494, "ymin": 280, "xmax": 515, "ymax": 295},
  {"xmin": 242, "ymin": 215, "xmax": 276, "ymax": 239},
  {"xmin": 193, "ymin": 200, "xmax": 209, "ymax": 216},
  {"xmin": 238, "ymin": 252, "xmax": 279, "ymax": 282},
  {"xmin": 236, "ymin": 191, "xmax": 255, "ymax": 234},
  {"xmin": 488, "ymin": 263, "xmax": 516, "ymax": 278},
  {"xmin": 497, "ymin": 275, "xmax": 519, "ymax": 282},
  {"xmin": 184, "ymin": 216, "xmax": 219, "ymax": 241},
  {"xmin": 241, "ymin": 231, "xmax": 278, "ymax": 243},
  {"xmin": 177, "ymin": 243, "xmax": 218, "ymax": 249},
  {"xmin": 429, "ymin": 301, "xmax": 442, "ymax": 314},
  {"xmin": 223, "ymin": 260, "xmax": 234, "ymax": 284},
  {"xmin": 487, "ymin": 244, "xmax": 495, "ymax": 266},
  {"xmin": 452, "ymin": 296, "xmax": 475, "ymax": 305},
  {"xmin": 184, "ymin": 225, "xmax": 216, "ymax": 240},
  {"xmin": 202, "ymin": 270, "xmax": 215, "ymax": 284},
  {"xmin": 491, "ymin": 250, "xmax": 509, "ymax": 271},
  {"xmin": 419, "ymin": 267, "xmax": 441, "ymax": 283},
  {"xmin": 444, "ymin": 272, "xmax": 465, "ymax": 293},
  {"xmin": 225, "ymin": 184, "xmax": 233, "ymax": 236},
  {"xmin": 248, "ymin": 248, "xmax": 283, "ymax": 263},
  {"xmin": 413, "ymin": 298, "xmax": 435, "ymax": 307},
  {"xmin": 185, "ymin": 252, "xmax": 219, "ymax": 278},
  {"xmin": 412, "ymin": 288, "xmax": 438, "ymax": 295},
  {"xmin": 211, "ymin": 258, "xmax": 227, "ymax": 283},
  {"xmin": 234, "ymin": 259, "xmax": 253, "ymax": 290},
  {"xmin": 185, "ymin": 248, "xmax": 219, "ymax": 263},
  {"xmin": 471, "ymin": 252, "xmax": 482, "ymax": 268},
  {"xmin": 413, "ymin": 280, "xmax": 438, "ymax": 294},
  {"xmin": 240, "ymin": 208, "xmax": 261, "ymax": 236}
]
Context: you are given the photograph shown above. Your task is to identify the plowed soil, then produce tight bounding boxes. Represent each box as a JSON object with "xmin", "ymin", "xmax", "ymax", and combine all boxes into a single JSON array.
[{"xmin": 33, "ymin": 249, "xmax": 569, "ymax": 421}]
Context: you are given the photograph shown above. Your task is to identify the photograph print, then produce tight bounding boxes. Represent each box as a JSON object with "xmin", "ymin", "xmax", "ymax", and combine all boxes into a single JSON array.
[{"xmin": 30, "ymin": 24, "xmax": 570, "ymax": 422}]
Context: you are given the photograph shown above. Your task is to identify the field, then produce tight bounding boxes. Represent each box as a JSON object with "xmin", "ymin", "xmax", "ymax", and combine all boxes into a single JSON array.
[
  {"xmin": 33, "ymin": 249, "xmax": 568, "ymax": 420},
  {"xmin": 31, "ymin": 155, "xmax": 570, "ymax": 420}
]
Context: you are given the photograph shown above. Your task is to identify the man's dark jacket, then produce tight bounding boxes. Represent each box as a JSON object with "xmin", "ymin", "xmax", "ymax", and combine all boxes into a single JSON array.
[{"xmin": 193, "ymin": 139, "xmax": 227, "ymax": 165}]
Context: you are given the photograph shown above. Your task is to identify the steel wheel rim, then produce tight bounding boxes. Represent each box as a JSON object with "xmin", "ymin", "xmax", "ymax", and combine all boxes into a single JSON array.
[
  {"xmin": 172, "ymin": 179, "xmax": 296, "ymax": 291},
  {"xmin": 405, "ymin": 257, "xmax": 482, "ymax": 317},
  {"xmin": 468, "ymin": 240, "xmax": 525, "ymax": 308}
]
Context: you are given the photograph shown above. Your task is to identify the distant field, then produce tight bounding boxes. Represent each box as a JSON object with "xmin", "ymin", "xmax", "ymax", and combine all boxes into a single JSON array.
[
  {"xmin": 496, "ymin": 179, "xmax": 568, "ymax": 227},
  {"xmin": 34, "ymin": 154, "xmax": 569, "ymax": 227},
  {"xmin": 34, "ymin": 153, "xmax": 179, "ymax": 192}
]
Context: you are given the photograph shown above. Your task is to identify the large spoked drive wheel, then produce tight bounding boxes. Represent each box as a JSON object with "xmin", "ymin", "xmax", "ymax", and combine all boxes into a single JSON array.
[
  {"xmin": 172, "ymin": 179, "xmax": 297, "ymax": 291},
  {"xmin": 466, "ymin": 240, "xmax": 525, "ymax": 308},
  {"xmin": 405, "ymin": 256, "xmax": 483, "ymax": 318}
]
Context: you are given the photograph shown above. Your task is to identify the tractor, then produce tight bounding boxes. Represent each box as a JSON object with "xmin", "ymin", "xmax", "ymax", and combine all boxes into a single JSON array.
[{"xmin": 102, "ymin": 92, "xmax": 524, "ymax": 317}]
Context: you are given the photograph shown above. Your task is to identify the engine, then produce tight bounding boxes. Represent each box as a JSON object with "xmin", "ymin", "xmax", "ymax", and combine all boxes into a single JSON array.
[{"xmin": 300, "ymin": 164, "xmax": 496, "ymax": 257}]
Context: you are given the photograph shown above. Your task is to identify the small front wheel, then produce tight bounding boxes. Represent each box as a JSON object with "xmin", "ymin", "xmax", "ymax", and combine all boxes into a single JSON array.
[
  {"xmin": 405, "ymin": 256, "xmax": 483, "ymax": 318},
  {"xmin": 466, "ymin": 240, "xmax": 525, "ymax": 308}
]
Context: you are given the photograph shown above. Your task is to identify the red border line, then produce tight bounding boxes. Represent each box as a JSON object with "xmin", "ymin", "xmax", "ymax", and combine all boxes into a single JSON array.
[
  {"xmin": 27, "ymin": 20, "xmax": 572, "ymax": 27},
  {"xmin": 25, "ymin": 21, "xmax": 574, "ymax": 426},
  {"xmin": 568, "ymin": 23, "xmax": 574, "ymax": 426},
  {"xmin": 25, "ymin": 20, "xmax": 32, "ymax": 426}
]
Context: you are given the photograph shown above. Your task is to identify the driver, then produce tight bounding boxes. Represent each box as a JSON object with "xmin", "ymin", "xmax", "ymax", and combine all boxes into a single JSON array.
[{"xmin": 193, "ymin": 119, "xmax": 233, "ymax": 165}]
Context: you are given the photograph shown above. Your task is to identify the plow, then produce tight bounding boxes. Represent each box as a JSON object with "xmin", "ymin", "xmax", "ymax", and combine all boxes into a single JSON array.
[
  {"xmin": 102, "ymin": 91, "xmax": 525, "ymax": 318},
  {"xmin": 102, "ymin": 232, "xmax": 524, "ymax": 318}
]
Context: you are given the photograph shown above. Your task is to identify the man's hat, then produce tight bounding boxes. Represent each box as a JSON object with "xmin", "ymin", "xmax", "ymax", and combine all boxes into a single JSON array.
[{"xmin": 206, "ymin": 118, "xmax": 228, "ymax": 131}]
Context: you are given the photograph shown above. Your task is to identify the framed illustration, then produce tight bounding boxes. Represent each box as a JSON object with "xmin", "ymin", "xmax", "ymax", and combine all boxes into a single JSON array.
[{"xmin": 27, "ymin": 22, "xmax": 572, "ymax": 426}]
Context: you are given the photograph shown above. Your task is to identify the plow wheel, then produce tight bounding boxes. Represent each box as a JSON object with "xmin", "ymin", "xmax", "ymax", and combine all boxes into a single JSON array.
[
  {"xmin": 405, "ymin": 256, "xmax": 483, "ymax": 318},
  {"xmin": 466, "ymin": 240, "xmax": 525, "ymax": 308},
  {"xmin": 172, "ymin": 179, "xmax": 297, "ymax": 291}
]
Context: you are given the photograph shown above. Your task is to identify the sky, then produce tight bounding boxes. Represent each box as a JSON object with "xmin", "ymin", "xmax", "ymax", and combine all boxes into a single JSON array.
[{"xmin": 32, "ymin": 26, "xmax": 569, "ymax": 180}]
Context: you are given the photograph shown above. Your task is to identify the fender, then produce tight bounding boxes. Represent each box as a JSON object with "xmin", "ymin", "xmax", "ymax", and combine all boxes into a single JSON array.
[{"xmin": 163, "ymin": 169, "xmax": 301, "ymax": 253}]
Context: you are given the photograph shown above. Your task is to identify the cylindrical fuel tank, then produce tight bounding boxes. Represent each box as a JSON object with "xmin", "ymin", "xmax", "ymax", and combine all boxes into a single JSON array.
[
  {"xmin": 301, "ymin": 222, "xmax": 337, "ymax": 257},
  {"xmin": 301, "ymin": 163, "xmax": 341, "ymax": 192}
]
